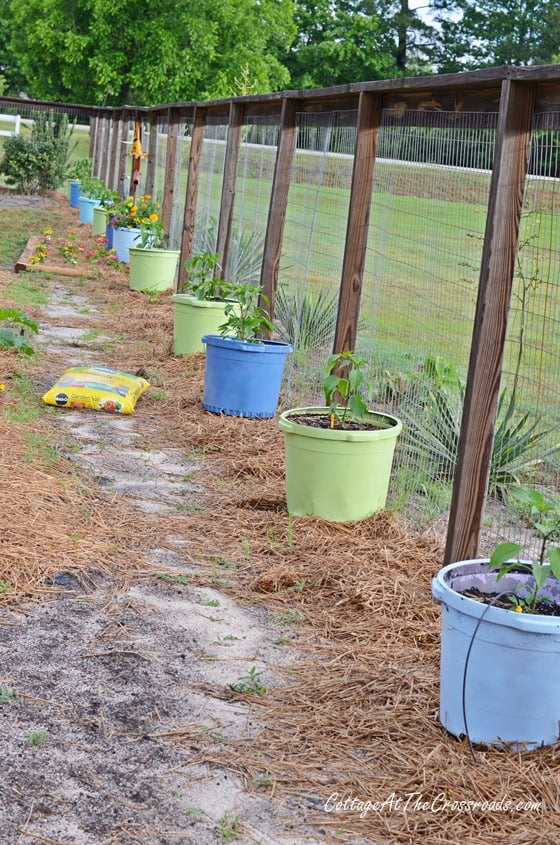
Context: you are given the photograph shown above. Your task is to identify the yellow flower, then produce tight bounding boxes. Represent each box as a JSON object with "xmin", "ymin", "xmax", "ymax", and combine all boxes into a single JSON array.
[
  {"xmin": 0, "ymin": 384, "xmax": 5, "ymax": 390},
  {"xmin": 514, "ymin": 605, "xmax": 523, "ymax": 613},
  {"xmin": 149, "ymin": 214, "xmax": 158, "ymax": 222},
  {"xmin": 143, "ymin": 194, "xmax": 152, "ymax": 199}
]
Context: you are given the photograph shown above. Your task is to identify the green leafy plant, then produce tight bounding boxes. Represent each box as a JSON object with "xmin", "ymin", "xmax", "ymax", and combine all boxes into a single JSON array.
[
  {"xmin": 216, "ymin": 813, "xmax": 242, "ymax": 842},
  {"xmin": 27, "ymin": 728, "xmax": 49, "ymax": 746},
  {"xmin": 404, "ymin": 380, "xmax": 559, "ymax": 500},
  {"xmin": 65, "ymin": 157, "xmax": 92, "ymax": 182},
  {"xmin": 323, "ymin": 350, "xmax": 386, "ymax": 429},
  {"xmin": 79, "ymin": 175, "xmax": 120, "ymax": 209},
  {"xmin": 0, "ymin": 308, "xmax": 39, "ymax": 355},
  {"xmin": 193, "ymin": 217, "xmax": 264, "ymax": 285},
  {"xmin": 274, "ymin": 285, "xmax": 337, "ymax": 351},
  {"xmin": 0, "ymin": 685, "xmax": 16, "ymax": 704},
  {"xmin": 0, "ymin": 111, "xmax": 72, "ymax": 194},
  {"xmin": 229, "ymin": 666, "xmax": 267, "ymax": 695},
  {"xmin": 218, "ymin": 281, "xmax": 272, "ymax": 342},
  {"xmin": 489, "ymin": 487, "xmax": 560, "ymax": 612},
  {"xmin": 180, "ymin": 252, "xmax": 228, "ymax": 300}
]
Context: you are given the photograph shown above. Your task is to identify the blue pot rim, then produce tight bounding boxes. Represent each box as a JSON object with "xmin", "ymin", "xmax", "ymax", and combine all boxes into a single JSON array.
[
  {"xmin": 432, "ymin": 559, "xmax": 560, "ymax": 632},
  {"xmin": 202, "ymin": 335, "xmax": 292, "ymax": 354}
]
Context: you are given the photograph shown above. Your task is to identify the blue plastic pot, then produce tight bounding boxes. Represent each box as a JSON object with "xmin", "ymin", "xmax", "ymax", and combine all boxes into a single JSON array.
[
  {"xmin": 432, "ymin": 559, "xmax": 560, "ymax": 749},
  {"xmin": 113, "ymin": 227, "xmax": 142, "ymax": 263},
  {"xmin": 106, "ymin": 214, "xmax": 115, "ymax": 250},
  {"xmin": 201, "ymin": 335, "xmax": 292, "ymax": 418},
  {"xmin": 69, "ymin": 180, "xmax": 81, "ymax": 208},
  {"xmin": 78, "ymin": 195, "xmax": 99, "ymax": 224}
]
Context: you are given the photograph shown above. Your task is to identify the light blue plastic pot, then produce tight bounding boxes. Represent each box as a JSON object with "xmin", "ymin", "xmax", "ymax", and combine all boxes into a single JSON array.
[
  {"xmin": 113, "ymin": 227, "xmax": 142, "ymax": 263},
  {"xmin": 432, "ymin": 559, "xmax": 560, "ymax": 749},
  {"xmin": 201, "ymin": 335, "xmax": 292, "ymax": 418},
  {"xmin": 78, "ymin": 195, "xmax": 99, "ymax": 224},
  {"xmin": 69, "ymin": 180, "xmax": 81, "ymax": 208}
]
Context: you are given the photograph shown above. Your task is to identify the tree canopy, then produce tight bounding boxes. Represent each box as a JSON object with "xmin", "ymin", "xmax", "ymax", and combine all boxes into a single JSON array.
[
  {"xmin": 6, "ymin": 0, "xmax": 295, "ymax": 105},
  {"xmin": 0, "ymin": 0, "xmax": 559, "ymax": 105},
  {"xmin": 432, "ymin": 0, "xmax": 560, "ymax": 71}
]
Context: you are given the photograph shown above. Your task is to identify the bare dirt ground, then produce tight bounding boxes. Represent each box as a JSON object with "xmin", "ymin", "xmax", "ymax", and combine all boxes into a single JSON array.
[{"xmin": 1, "ymin": 193, "xmax": 559, "ymax": 845}]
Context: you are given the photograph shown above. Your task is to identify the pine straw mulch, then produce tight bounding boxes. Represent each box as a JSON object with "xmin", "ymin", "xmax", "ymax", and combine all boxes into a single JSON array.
[{"xmin": 2, "ymin": 195, "xmax": 559, "ymax": 843}]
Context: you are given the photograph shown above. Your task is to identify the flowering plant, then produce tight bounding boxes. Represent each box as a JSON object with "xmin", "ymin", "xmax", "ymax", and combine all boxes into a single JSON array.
[{"xmin": 111, "ymin": 194, "xmax": 162, "ymax": 235}]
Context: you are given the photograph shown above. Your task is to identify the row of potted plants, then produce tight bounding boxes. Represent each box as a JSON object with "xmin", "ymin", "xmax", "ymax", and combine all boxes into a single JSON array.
[
  {"xmin": 66, "ymin": 172, "xmax": 560, "ymax": 755},
  {"xmin": 177, "ymin": 249, "xmax": 560, "ymax": 753},
  {"xmin": 68, "ymin": 169, "xmax": 181, "ymax": 291}
]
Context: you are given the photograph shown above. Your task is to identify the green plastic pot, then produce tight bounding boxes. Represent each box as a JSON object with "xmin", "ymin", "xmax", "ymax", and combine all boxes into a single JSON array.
[
  {"xmin": 128, "ymin": 247, "xmax": 180, "ymax": 292},
  {"xmin": 171, "ymin": 294, "xmax": 233, "ymax": 356},
  {"xmin": 92, "ymin": 205, "xmax": 107, "ymax": 236},
  {"xmin": 278, "ymin": 407, "xmax": 402, "ymax": 522}
]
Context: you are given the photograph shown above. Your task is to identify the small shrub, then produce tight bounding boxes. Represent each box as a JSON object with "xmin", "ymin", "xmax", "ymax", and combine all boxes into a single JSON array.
[{"xmin": 0, "ymin": 111, "xmax": 72, "ymax": 194}]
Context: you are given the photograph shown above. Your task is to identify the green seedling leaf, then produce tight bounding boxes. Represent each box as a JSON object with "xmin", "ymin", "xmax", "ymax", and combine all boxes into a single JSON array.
[
  {"xmin": 548, "ymin": 548, "xmax": 560, "ymax": 579},
  {"xmin": 489, "ymin": 541, "xmax": 522, "ymax": 570}
]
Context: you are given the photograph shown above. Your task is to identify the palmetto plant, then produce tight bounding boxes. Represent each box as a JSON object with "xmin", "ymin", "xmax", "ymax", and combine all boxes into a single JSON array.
[
  {"xmin": 403, "ymin": 381, "xmax": 559, "ymax": 500},
  {"xmin": 274, "ymin": 286, "xmax": 337, "ymax": 351}
]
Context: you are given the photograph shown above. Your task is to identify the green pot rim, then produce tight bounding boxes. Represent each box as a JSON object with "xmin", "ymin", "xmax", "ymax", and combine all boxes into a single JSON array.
[{"xmin": 279, "ymin": 406, "xmax": 402, "ymax": 442}]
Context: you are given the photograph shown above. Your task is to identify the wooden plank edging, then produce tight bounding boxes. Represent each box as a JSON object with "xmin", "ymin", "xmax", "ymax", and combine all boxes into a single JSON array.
[{"xmin": 15, "ymin": 235, "xmax": 85, "ymax": 277}]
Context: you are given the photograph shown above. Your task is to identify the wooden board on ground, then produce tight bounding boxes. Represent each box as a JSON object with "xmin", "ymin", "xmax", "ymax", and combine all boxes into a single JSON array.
[{"xmin": 15, "ymin": 235, "xmax": 84, "ymax": 277}]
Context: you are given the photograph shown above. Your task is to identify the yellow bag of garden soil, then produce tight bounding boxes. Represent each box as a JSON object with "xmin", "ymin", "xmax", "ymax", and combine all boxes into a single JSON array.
[{"xmin": 42, "ymin": 366, "xmax": 149, "ymax": 414}]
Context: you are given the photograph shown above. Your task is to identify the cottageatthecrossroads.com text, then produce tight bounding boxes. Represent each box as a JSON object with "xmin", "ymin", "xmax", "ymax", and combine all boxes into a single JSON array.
[{"xmin": 324, "ymin": 792, "xmax": 543, "ymax": 818}]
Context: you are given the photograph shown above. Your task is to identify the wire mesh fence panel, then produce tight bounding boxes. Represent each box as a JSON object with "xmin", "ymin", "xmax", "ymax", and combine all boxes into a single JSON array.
[
  {"xmin": 226, "ymin": 117, "xmax": 280, "ymax": 285},
  {"xmin": 192, "ymin": 120, "xmax": 228, "ymax": 255},
  {"xmin": 486, "ymin": 112, "xmax": 560, "ymax": 554},
  {"xmin": 280, "ymin": 110, "xmax": 357, "ymax": 410},
  {"xmin": 169, "ymin": 118, "xmax": 191, "ymax": 252},
  {"xmin": 358, "ymin": 109, "xmax": 497, "ymax": 527}
]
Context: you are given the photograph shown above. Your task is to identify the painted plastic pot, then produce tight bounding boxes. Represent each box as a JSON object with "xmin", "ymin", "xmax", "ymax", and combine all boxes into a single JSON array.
[
  {"xmin": 432, "ymin": 559, "xmax": 560, "ymax": 749},
  {"xmin": 112, "ymin": 227, "xmax": 141, "ymax": 263},
  {"xmin": 92, "ymin": 206, "xmax": 107, "ymax": 237},
  {"xmin": 278, "ymin": 407, "xmax": 402, "ymax": 522},
  {"xmin": 69, "ymin": 180, "xmax": 81, "ymax": 208},
  {"xmin": 201, "ymin": 335, "xmax": 292, "ymax": 418},
  {"xmin": 128, "ymin": 247, "xmax": 180, "ymax": 292},
  {"xmin": 106, "ymin": 214, "xmax": 115, "ymax": 250},
  {"xmin": 172, "ymin": 295, "xmax": 233, "ymax": 356},
  {"xmin": 78, "ymin": 195, "xmax": 99, "ymax": 224}
]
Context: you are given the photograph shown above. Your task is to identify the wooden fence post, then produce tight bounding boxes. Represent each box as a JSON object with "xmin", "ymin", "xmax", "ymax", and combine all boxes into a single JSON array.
[
  {"xmin": 144, "ymin": 112, "xmax": 158, "ymax": 200},
  {"xmin": 178, "ymin": 106, "xmax": 207, "ymax": 290},
  {"xmin": 216, "ymin": 102, "xmax": 244, "ymax": 280},
  {"xmin": 444, "ymin": 80, "xmax": 536, "ymax": 565},
  {"xmin": 260, "ymin": 97, "xmax": 299, "ymax": 318},
  {"xmin": 117, "ymin": 110, "xmax": 130, "ymax": 197},
  {"xmin": 333, "ymin": 91, "xmax": 382, "ymax": 354},
  {"xmin": 107, "ymin": 109, "xmax": 121, "ymax": 190},
  {"xmin": 161, "ymin": 108, "xmax": 179, "ymax": 243}
]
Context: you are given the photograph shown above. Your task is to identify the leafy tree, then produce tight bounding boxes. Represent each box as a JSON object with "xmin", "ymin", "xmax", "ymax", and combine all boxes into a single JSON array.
[
  {"xmin": 284, "ymin": 0, "xmax": 438, "ymax": 89},
  {"xmin": 432, "ymin": 0, "xmax": 560, "ymax": 71},
  {"xmin": 284, "ymin": 0, "xmax": 396, "ymax": 88},
  {"xmin": 5, "ymin": 0, "xmax": 295, "ymax": 105}
]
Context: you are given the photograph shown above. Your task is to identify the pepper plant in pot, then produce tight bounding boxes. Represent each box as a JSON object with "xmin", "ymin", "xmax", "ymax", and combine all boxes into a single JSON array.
[
  {"xmin": 432, "ymin": 486, "xmax": 560, "ymax": 750},
  {"xmin": 201, "ymin": 281, "xmax": 292, "ymax": 419},
  {"xmin": 172, "ymin": 252, "xmax": 237, "ymax": 356},
  {"xmin": 278, "ymin": 351, "xmax": 402, "ymax": 522},
  {"xmin": 128, "ymin": 207, "xmax": 179, "ymax": 293}
]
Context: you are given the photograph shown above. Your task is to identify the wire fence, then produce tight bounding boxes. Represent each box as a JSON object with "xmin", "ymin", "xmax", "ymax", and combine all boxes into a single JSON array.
[{"xmin": 2, "ymin": 80, "xmax": 560, "ymax": 555}]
